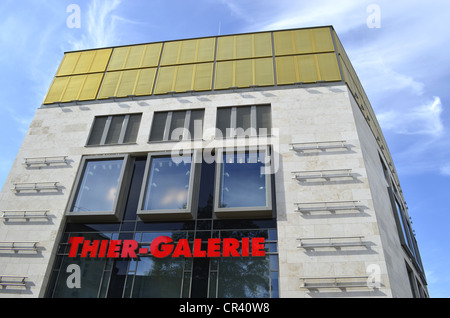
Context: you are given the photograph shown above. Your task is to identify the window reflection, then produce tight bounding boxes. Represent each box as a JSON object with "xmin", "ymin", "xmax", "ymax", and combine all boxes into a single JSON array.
[
  {"xmin": 72, "ymin": 159, "xmax": 123, "ymax": 212},
  {"xmin": 143, "ymin": 156, "xmax": 192, "ymax": 210},
  {"xmin": 220, "ymin": 153, "xmax": 266, "ymax": 208}
]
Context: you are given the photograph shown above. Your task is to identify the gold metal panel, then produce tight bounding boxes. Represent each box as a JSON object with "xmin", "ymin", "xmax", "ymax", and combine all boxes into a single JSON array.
[
  {"xmin": 116, "ymin": 70, "xmax": 139, "ymax": 97},
  {"xmin": 135, "ymin": 68, "xmax": 157, "ymax": 96},
  {"xmin": 274, "ymin": 27, "xmax": 334, "ymax": 56},
  {"xmin": 90, "ymin": 49, "xmax": 112, "ymax": 73},
  {"xmin": 154, "ymin": 66, "xmax": 176, "ymax": 94},
  {"xmin": 79, "ymin": 73, "xmax": 103, "ymax": 100},
  {"xmin": 275, "ymin": 56, "xmax": 297, "ymax": 85},
  {"xmin": 61, "ymin": 75, "xmax": 86, "ymax": 102},
  {"xmin": 193, "ymin": 63, "xmax": 213, "ymax": 91},
  {"xmin": 316, "ymin": 53, "xmax": 341, "ymax": 81},
  {"xmin": 215, "ymin": 58, "xmax": 273, "ymax": 89},
  {"xmin": 161, "ymin": 38, "xmax": 215, "ymax": 66},
  {"xmin": 217, "ymin": 33, "xmax": 272, "ymax": 60},
  {"xmin": 174, "ymin": 64, "xmax": 194, "ymax": 92},
  {"xmin": 98, "ymin": 72, "xmax": 121, "ymax": 99},
  {"xmin": 56, "ymin": 53, "xmax": 81, "ymax": 77},
  {"xmin": 297, "ymin": 55, "xmax": 319, "ymax": 83},
  {"xmin": 108, "ymin": 44, "xmax": 162, "ymax": 71},
  {"xmin": 44, "ymin": 77, "xmax": 69, "ymax": 104},
  {"xmin": 214, "ymin": 60, "xmax": 234, "ymax": 89}
]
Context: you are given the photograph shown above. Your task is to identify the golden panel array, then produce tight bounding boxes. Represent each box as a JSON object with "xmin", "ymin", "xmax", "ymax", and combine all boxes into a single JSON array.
[{"xmin": 43, "ymin": 26, "xmax": 343, "ymax": 104}]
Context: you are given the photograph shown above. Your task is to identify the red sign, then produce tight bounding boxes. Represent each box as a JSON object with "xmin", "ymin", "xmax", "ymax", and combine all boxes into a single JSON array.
[{"xmin": 67, "ymin": 236, "xmax": 266, "ymax": 259}]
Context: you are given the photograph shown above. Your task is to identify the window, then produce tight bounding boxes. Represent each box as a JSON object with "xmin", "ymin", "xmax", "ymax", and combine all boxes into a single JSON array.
[
  {"xmin": 87, "ymin": 113, "xmax": 142, "ymax": 146},
  {"xmin": 138, "ymin": 151, "xmax": 200, "ymax": 220},
  {"xmin": 216, "ymin": 105, "xmax": 271, "ymax": 138},
  {"xmin": 66, "ymin": 155, "xmax": 131, "ymax": 220},
  {"xmin": 149, "ymin": 109, "xmax": 204, "ymax": 142},
  {"xmin": 214, "ymin": 147, "xmax": 273, "ymax": 218}
]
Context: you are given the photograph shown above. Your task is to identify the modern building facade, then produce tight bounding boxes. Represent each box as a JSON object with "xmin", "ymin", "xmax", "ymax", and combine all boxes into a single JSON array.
[{"xmin": 0, "ymin": 26, "xmax": 428, "ymax": 298}]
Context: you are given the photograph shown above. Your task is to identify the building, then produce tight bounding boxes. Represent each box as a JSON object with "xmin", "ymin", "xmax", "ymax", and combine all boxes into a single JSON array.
[{"xmin": 0, "ymin": 26, "xmax": 428, "ymax": 298}]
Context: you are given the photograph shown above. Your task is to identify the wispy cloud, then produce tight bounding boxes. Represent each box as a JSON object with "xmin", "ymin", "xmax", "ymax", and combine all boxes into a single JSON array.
[
  {"xmin": 377, "ymin": 97, "xmax": 444, "ymax": 137},
  {"xmin": 68, "ymin": 0, "xmax": 123, "ymax": 50}
]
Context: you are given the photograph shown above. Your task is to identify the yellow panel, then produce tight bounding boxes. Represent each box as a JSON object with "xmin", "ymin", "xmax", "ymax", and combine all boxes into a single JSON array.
[
  {"xmin": 124, "ymin": 46, "xmax": 146, "ymax": 69},
  {"xmin": 117, "ymin": 70, "xmax": 139, "ymax": 97},
  {"xmin": 214, "ymin": 61, "xmax": 234, "ymax": 89},
  {"xmin": 292, "ymin": 29, "xmax": 314, "ymax": 54},
  {"xmin": 90, "ymin": 49, "xmax": 112, "ymax": 73},
  {"xmin": 56, "ymin": 53, "xmax": 80, "ymax": 76},
  {"xmin": 273, "ymin": 31, "xmax": 294, "ymax": 56},
  {"xmin": 61, "ymin": 75, "xmax": 86, "ymax": 102},
  {"xmin": 141, "ymin": 43, "xmax": 163, "ymax": 67},
  {"xmin": 254, "ymin": 58, "xmax": 274, "ymax": 86},
  {"xmin": 235, "ymin": 59, "xmax": 253, "ymax": 87},
  {"xmin": 218, "ymin": 33, "xmax": 272, "ymax": 60},
  {"xmin": 253, "ymin": 33, "xmax": 273, "ymax": 58},
  {"xmin": 217, "ymin": 36, "xmax": 235, "ymax": 61},
  {"xmin": 193, "ymin": 63, "xmax": 213, "ymax": 91},
  {"xmin": 311, "ymin": 28, "xmax": 334, "ymax": 53},
  {"xmin": 316, "ymin": 53, "xmax": 341, "ymax": 81},
  {"xmin": 235, "ymin": 34, "xmax": 253, "ymax": 59},
  {"xmin": 108, "ymin": 47, "xmax": 129, "ymax": 71},
  {"xmin": 79, "ymin": 73, "xmax": 103, "ymax": 100},
  {"xmin": 297, "ymin": 55, "xmax": 319, "ymax": 83},
  {"xmin": 154, "ymin": 66, "xmax": 176, "ymax": 94},
  {"xmin": 135, "ymin": 68, "xmax": 157, "ymax": 96},
  {"xmin": 196, "ymin": 38, "xmax": 216, "ymax": 62},
  {"xmin": 179, "ymin": 40, "xmax": 198, "ymax": 65},
  {"xmin": 275, "ymin": 56, "xmax": 298, "ymax": 85},
  {"xmin": 98, "ymin": 72, "xmax": 121, "ymax": 99},
  {"xmin": 73, "ymin": 51, "xmax": 95, "ymax": 74},
  {"xmin": 160, "ymin": 41, "xmax": 180, "ymax": 66},
  {"xmin": 44, "ymin": 77, "xmax": 69, "ymax": 103}
]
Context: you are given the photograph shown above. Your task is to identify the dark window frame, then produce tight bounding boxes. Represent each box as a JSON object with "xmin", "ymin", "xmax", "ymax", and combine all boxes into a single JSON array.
[
  {"xmin": 216, "ymin": 104, "xmax": 272, "ymax": 138},
  {"xmin": 149, "ymin": 109, "xmax": 205, "ymax": 142},
  {"xmin": 86, "ymin": 113, "xmax": 142, "ymax": 146}
]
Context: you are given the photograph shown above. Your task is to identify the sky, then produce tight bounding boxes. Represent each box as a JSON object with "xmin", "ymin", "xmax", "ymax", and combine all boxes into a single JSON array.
[{"xmin": 0, "ymin": 0, "xmax": 449, "ymax": 297}]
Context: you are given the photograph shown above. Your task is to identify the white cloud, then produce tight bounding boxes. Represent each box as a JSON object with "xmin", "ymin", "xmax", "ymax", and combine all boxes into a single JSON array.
[
  {"xmin": 377, "ymin": 97, "xmax": 444, "ymax": 137},
  {"xmin": 68, "ymin": 0, "xmax": 123, "ymax": 50}
]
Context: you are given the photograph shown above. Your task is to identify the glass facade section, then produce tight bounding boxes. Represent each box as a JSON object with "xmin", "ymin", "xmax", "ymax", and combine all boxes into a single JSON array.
[
  {"xmin": 47, "ymin": 156, "xmax": 278, "ymax": 298},
  {"xmin": 220, "ymin": 152, "xmax": 267, "ymax": 208},
  {"xmin": 142, "ymin": 156, "xmax": 192, "ymax": 211},
  {"xmin": 71, "ymin": 159, "xmax": 124, "ymax": 213}
]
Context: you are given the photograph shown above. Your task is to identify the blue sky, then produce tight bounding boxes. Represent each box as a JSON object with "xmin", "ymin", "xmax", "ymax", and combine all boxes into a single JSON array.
[{"xmin": 0, "ymin": 0, "xmax": 449, "ymax": 297}]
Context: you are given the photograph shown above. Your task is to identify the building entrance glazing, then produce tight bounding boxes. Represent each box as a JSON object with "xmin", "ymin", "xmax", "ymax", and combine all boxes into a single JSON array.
[{"xmin": 45, "ymin": 156, "xmax": 279, "ymax": 298}]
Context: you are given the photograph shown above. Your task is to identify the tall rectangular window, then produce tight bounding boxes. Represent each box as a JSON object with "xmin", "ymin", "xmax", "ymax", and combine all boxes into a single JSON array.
[
  {"xmin": 66, "ymin": 155, "xmax": 130, "ymax": 220},
  {"xmin": 87, "ymin": 114, "xmax": 142, "ymax": 146},
  {"xmin": 149, "ymin": 109, "xmax": 204, "ymax": 142},
  {"xmin": 216, "ymin": 105, "xmax": 271, "ymax": 138},
  {"xmin": 138, "ymin": 151, "xmax": 199, "ymax": 220},
  {"xmin": 214, "ymin": 147, "xmax": 272, "ymax": 218}
]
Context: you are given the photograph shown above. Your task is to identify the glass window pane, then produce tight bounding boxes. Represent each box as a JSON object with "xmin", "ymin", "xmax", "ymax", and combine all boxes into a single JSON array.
[
  {"xmin": 105, "ymin": 115, "xmax": 125, "ymax": 144},
  {"xmin": 188, "ymin": 109, "xmax": 204, "ymax": 140},
  {"xmin": 220, "ymin": 152, "xmax": 267, "ymax": 208},
  {"xmin": 235, "ymin": 106, "xmax": 251, "ymax": 136},
  {"xmin": 216, "ymin": 107, "xmax": 231, "ymax": 138},
  {"xmin": 217, "ymin": 256, "xmax": 270, "ymax": 298},
  {"xmin": 143, "ymin": 156, "xmax": 192, "ymax": 210},
  {"xmin": 72, "ymin": 159, "xmax": 124, "ymax": 212},
  {"xmin": 169, "ymin": 111, "xmax": 186, "ymax": 141},
  {"xmin": 87, "ymin": 116, "xmax": 108, "ymax": 145},
  {"xmin": 149, "ymin": 112, "xmax": 168, "ymax": 142},
  {"xmin": 123, "ymin": 114, "xmax": 142, "ymax": 143},
  {"xmin": 256, "ymin": 105, "xmax": 271, "ymax": 135}
]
